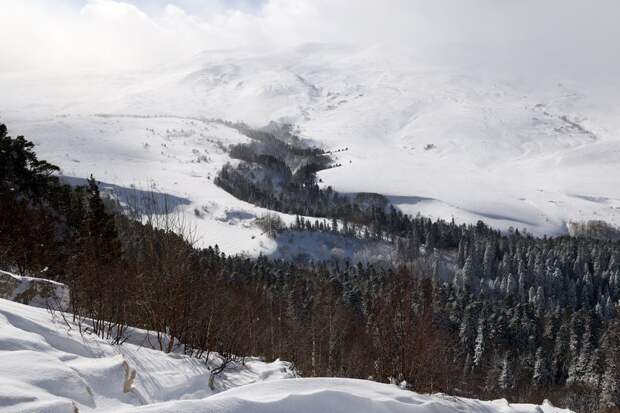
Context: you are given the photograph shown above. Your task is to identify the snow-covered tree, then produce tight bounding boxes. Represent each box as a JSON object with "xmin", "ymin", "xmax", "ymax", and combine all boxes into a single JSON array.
[
  {"xmin": 532, "ymin": 347, "xmax": 551, "ymax": 388},
  {"xmin": 483, "ymin": 243, "xmax": 496, "ymax": 279},
  {"xmin": 498, "ymin": 352, "xmax": 514, "ymax": 390},
  {"xmin": 473, "ymin": 315, "xmax": 487, "ymax": 369}
]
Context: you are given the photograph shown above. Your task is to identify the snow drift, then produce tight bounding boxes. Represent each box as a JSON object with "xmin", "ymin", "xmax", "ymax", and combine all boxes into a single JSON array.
[{"xmin": 114, "ymin": 378, "xmax": 573, "ymax": 413}]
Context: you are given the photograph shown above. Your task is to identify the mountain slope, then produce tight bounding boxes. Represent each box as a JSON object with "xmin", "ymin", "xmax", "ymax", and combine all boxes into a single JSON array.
[{"xmin": 1, "ymin": 44, "xmax": 619, "ymax": 247}]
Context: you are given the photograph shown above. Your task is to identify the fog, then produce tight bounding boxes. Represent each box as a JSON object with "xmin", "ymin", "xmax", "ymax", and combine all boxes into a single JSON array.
[{"xmin": 1, "ymin": 0, "xmax": 619, "ymax": 83}]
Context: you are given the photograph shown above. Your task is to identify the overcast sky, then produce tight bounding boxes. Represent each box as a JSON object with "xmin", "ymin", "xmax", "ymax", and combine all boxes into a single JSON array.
[
  {"xmin": 61, "ymin": 0, "xmax": 267, "ymax": 15},
  {"xmin": 1, "ymin": 0, "xmax": 619, "ymax": 81}
]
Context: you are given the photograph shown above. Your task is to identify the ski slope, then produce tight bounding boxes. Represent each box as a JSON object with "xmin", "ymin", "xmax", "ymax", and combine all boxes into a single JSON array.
[
  {"xmin": 0, "ymin": 296, "xmax": 573, "ymax": 413},
  {"xmin": 1, "ymin": 44, "xmax": 619, "ymax": 253}
]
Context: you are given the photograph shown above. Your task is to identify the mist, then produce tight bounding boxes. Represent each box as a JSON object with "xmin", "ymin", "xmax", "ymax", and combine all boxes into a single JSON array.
[{"xmin": 1, "ymin": 0, "xmax": 619, "ymax": 84}]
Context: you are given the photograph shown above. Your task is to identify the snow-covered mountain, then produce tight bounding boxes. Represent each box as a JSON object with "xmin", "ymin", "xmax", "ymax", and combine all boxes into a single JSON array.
[
  {"xmin": 1, "ymin": 44, "xmax": 619, "ymax": 254},
  {"xmin": 0, "ymin": 292, "xmax": 573, "ymax": 413}
]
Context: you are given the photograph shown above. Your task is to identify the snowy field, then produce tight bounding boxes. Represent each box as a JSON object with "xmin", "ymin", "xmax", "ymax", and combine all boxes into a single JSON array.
[
  {"xmin": 0, "ymin": 295, "xmax": 574, "ymax": 413},
  {"xmin": 5, "ymin": 114, "xmax": 285, "ymax": 256},
  {"xmin": 1, "ymin": 44, "xmax": 620, "ymax": 255}
]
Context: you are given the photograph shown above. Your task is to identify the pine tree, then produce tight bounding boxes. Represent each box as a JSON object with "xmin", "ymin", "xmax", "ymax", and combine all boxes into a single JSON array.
[
  {"xmin": 483, "ymin": 243, "xmax": 496, "ymax": 279},
  {"xmin": 457, "ymin": 239, "xmax": 466, "ymax": 268},
  {"xmin": 459, "ymin": 303, "xmax": 479, "ymax": 348},
  {"xmin": 518, "ymin": 273, "xmax": 526, "ymax": 303},
  {"xmin": 0, "ymin": 124, "xmax": 59, "ymax": 196},
  {"xmin": 600, "ymin": 323, "xmax": 620, "ymax": 410},
  {"xmin": 532, "ymin": 346, "xmax": 551, "ymax": 388},
  {"xmin": 535, "ymin": 286, "xmax": 545, "ymax": 311},
  {"xmin": 600, "ymin": 362, "xmax": 619, "ymax": 410},
  {"xmin": 567, "ymin": 312, "xmax": 586, "ymax": 385},
  {"xmin": 462, "ymin": 257, "xmax": 475, "ymax": 294},
  {"xmin": 85, "ymin": 175, "xmax": 121, "ymax": 264},
  {"xmin": 498, "ymin": 352, "xmax": 514, "ymax": 390},
  {"xmin": 552, "ymin": 319, "xmax": 571, "ymax": 384},
  {"xmin": 506, "ymin": 273, "xmax": 518, "ymax": 298},
  {"xmin": 473, "ymin": 314, "xmax": 487, "ymax": 369}
]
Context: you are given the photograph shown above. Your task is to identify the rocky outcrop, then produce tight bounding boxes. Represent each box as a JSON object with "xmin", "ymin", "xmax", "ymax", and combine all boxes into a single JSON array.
[{"xmin": 0, "ymin": 270, "xmax": 70, "ymax": 310}]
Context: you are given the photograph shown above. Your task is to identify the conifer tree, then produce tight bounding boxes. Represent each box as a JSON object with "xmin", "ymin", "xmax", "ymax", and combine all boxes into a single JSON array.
[
  {"xmin": 533, "ymin": 346, "xmax": 551, "ymax": 388},
  {"xmin": 498, "ymin": 352, "xmax": 514, "ymax": 390}
]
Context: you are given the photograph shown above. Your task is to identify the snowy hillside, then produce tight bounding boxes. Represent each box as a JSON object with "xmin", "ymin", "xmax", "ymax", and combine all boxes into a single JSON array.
[
  {"xmin": 0, "ymin": 297, "xmax": 573, "ymax": 413},
  {"xmin": 16, "ymin": 115, "xmax": 285, "ymax": 256},
  {"xmin": 1, "ymin": 44, "xmax": 620, "ymax": 252},
  {"xmin": 0, "ymin": 297, "xmax": 295, "ymax": 413}
]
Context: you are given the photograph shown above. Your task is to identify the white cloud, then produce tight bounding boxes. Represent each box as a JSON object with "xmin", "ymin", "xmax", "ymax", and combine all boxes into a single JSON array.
[{"xmin": 0, "ymin": 0, "xmax": 619, "ymax": 82}]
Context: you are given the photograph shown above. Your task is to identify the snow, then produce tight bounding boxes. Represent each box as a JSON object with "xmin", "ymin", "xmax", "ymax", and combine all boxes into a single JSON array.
[
  {"xmin": 114, "ymin": 378, "xmax": 573, "ymax": 413},
  {"xmin": 0, "ymin": 297, "xmax": 295, "ymax": 412},
  {"xmin": 1, "ymin": 44, "xmax": 619, "ymax": 255},
  {"xmin": 0, "ymin": 296, "xmax": 573, "ymax": 413},
  {"xmin": 3, "ymin": 114, "xmax": 293, "ymax": 256}
]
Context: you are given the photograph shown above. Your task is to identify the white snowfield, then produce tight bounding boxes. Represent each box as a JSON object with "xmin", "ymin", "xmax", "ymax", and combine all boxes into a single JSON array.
[
  {"xmin": 0, "ymin": 297, "xmax": 573, "ymax": 413},
  {"xmin": 1, "ymin": 44, "xmax": 620, "ymax": 254}
]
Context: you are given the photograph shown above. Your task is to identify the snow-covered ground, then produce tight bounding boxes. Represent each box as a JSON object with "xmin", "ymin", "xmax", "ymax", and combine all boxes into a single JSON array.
[
  {"xmin": 115, "ymin": 378, "xmax": 572, "ymax": 413},
  {"xmin": 0, "ymin": 296, "xmax": 573, "ymax": 413},
  {"xmin": 1, "ymin": 44, "xmax": 619, "ymax": 254},
  {"xmin": 0, "ymin": 297, "xmax": 295, "ymax": 413},
  {"xmin": 4, "ymin": 114, "xmax": 288, "ymax": 256}
]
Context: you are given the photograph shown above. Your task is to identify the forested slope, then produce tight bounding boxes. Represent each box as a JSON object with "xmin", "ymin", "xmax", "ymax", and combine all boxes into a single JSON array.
[{"xmin": 1, "ymin": 124, "xmax": 619, "ymax": 412}]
